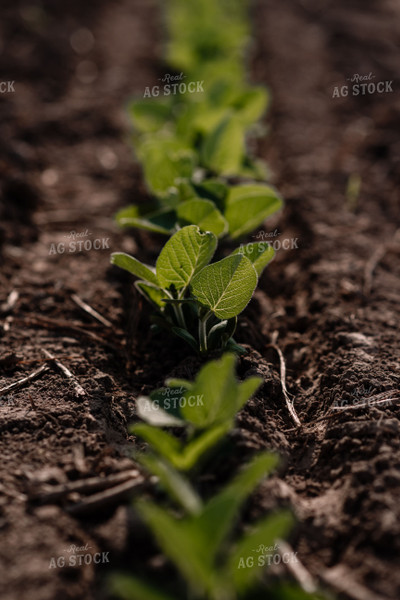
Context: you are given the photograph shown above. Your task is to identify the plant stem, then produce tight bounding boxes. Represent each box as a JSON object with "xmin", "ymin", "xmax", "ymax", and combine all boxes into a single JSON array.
[
  {"xmin": 173, "ymin": 304, "xmax": 187, "ymax": 330},
  {"xmin": 198, "ymin": 312, "xmax": 212, "ymax": 354}
]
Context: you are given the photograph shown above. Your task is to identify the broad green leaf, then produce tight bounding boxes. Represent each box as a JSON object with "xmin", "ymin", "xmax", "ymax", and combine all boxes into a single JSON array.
[
  {"xmin": 192, "ymin": 179, "xmax": 228, "ymax": 211},
  {"xmin": 110, "ymin": 574, "xmax": 176, "ymax": 600},
  {"xmin": 191, "ymin": 254, "xmax": 257, "ymax": 319},
  {"xmin": 233, "ymin": 242, "xmax": 275, "ymax": 277},
  {"xmin": 177, "ymin": 198, "xmax": 228, "ymax": 237},
  {"xmin": 137, "ymin": 501, "xmax": 214, "ymax": 594},
  {"xmin": 175, "ymin": 422, "xmax": 231, "ymax": 471},
  {"xmin": 225, "ymin": 184, "xmax": 283, "ymax": 239},
  {"xmin": 201, "ymin": 115, "xmax": 244, "ymax": 175},
  {"xmin": 133, "ymin": 421, "xmax": 229, "ymax": 473},
  {"xmin": 180, "ymin": 353, "xmax": 237, "ymax": 427},
  {"xmin": 196, "ymin": 453, "xmax": 280, "ymax": 559},
  {"xmin": 116, "ymin": 205, "xmax": 175, "ymax": 235},
  {"xmin": 239, "ymin": 156, "xmax": 271, "ymax": 181},
  {"xmin": 236, "ymin": 377, "xmax": 262, "ymax": 410},
  {"xmin": 232, "ymin": 87, "xmax": 269, "ymax": 125},
  {"xmin": 140, "ymin": 455, "xmax": 202, "ymax": 515},
  {"xmin": 132, "ymin": 423, "xmax": 182, "ymax": 459},
  {"xmin": 128, "ymin": 98, "xmax": 172, "ymax": 133},
  {"xmin": 111, "ymin": 253, "xmax": 158, "ymax": 286},
  {"xmin": 191, "ymin": 105, "xmax": 230, "ymax": 135},
  {"xmin": 137, "ymin": 137, "xmax": 195, "ymax": 197},
  {"xmin": 135, "ymin": 281, "xmax": 167, "ymax": 310},
  {"xmin": 229, "ymin": 511, "xmax": 294, "ymax": 593},
  {"xmin": 156, "ymin": 225, "xmax": 217, "ymax": 292}
]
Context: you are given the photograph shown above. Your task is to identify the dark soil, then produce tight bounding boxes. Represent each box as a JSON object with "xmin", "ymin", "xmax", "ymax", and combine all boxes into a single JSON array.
[{"xmin": 0, "ymin": 0, "xmax": 399, "ymax": 599}]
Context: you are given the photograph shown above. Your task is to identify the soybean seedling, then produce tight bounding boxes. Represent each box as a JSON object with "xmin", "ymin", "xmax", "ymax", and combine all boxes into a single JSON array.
[
  {"xmin": 133, "ymin": 353, "xmax": 262, "ymax": 472},
  {"xmin": 111, "ymin": 453, "xmax": 325, "ymax": 600},
  {"xmin": 111, "ymin": 225, "xmax": 274, "ymax": 355}
]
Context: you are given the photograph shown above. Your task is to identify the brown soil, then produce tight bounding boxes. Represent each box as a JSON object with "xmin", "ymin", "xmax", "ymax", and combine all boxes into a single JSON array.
[{"xmin": 0, "ymin": 0, "xmax": 399, "ymax": 599}]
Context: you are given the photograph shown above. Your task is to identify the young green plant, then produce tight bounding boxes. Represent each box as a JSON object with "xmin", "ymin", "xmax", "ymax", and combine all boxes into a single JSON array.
[
  {"xmin": 111, "ymin": 356, "xmax": 327, "ymax": 599},
  {"xmin": 111, "ymin": 453, "xmax": 299, "ymax": 600},
  {"xmin": 111, "ymin": 225, "xmax": 275, "ymax": 355},
  {"xmin": 133, "ymin": 353, "xmax": 262, "ymax": 472},
  {"xmin": 116, "ymin": 0, "xmax": 283, "ymax": 240}
]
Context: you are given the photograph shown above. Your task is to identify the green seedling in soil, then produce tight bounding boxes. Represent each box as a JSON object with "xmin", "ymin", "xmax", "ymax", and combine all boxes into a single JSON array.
[
  {"xmin": 164, "ymin": 0, "xmax": 249, "ymax": 76},
  {"xmin": 111, "ymin": 225, "xmax": 274, "ymax": 354},
  {"xmin": 110, "ymin": 453, "xmax": 325, "ymax": 600},
  {"xmin": 119, "ymin": 89, "xmax": 280, "ymax": 237},
  {"xmin": 116, "ymin": 0, "xmax": 282, "ymax": 240},
  {"xmin": 133, "ymin": 353, "xmax": 262, "ymax": 471},
  {"xmin": 116, "ymin": 177, "xmax": 282, "ymax": 240}
]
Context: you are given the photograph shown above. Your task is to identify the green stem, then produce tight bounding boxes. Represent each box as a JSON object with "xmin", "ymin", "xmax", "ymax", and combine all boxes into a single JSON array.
[
  {"xmin": 199, "ymin": 311, "xmax": 212, "ymax": 354},
  {"xmin": 173, "ymin": 304, "xmax": 187, "ymax": 329}
]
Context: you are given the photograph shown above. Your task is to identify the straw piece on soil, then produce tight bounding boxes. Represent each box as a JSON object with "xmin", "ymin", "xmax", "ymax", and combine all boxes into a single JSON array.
[
  {"xmin": 71, "ymin": 293, "xmax": 112, "ymax": 328},
  {"xmin": 42, "ymin": 349, "xmax": 86, "ymax": 397}
]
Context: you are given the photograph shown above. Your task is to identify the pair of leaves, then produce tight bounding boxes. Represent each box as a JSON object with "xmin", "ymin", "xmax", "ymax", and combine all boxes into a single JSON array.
[
  {"xmin": 111, "ymin": 453, "xmax": 294, "ymax": 600},
  {"xmin": 116, "ymin": 183, "xmax": 282, "ymax": 241},
  {"xmin": 111, "ymin": 225, "xmax": 274, "ymax": 330},
  {"xmin": 134, "ymin": 354, "xmax": 262, "ymax": 470},
  {"xmin": 135, "ymin": 135, "xmax": 196, "ymax": 198},
  {"xmin": 111, "ymin": 224, "xmax": 216, "ymax": 298},
  {"xmin": 165, "ymin": 0, "xmax": 249, "ymax": 74}
]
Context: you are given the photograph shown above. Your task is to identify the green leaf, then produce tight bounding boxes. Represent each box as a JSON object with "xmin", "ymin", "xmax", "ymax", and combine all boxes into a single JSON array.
[
  {"xmin": 116, "ymin": 205, "xmax": 176, "ymax": 235},
  {"xmin": 110, "ymin": 574, "xmax": 176, "ymax": 600},
  {"xmin": 132, "ymin": 423, "xmax": 183, "ymax": 458},
  {"xmin": 128, "ymin": 98, "xmax": 172, "ymax": 133},
  {"xmin": 191, "ymin": 254, "xmax": 257, "ymax": 319},
  {"xmin": 201, "ymin": 115, "xmax": 244, "ymax": 175},
  {"xmin": 156, "ymin": 225, "xmax": 217, "ymax": 293},
  {"xmin": 196, "ymin": 453, "xmax": 280, "ymax": 559},
  {"xmin": 191, "ymin": 105, "xmax": 230, "ymax": 135},
  {"xmin": 111, "ymin": 253, "xmax": 159, "ymax": 286},
  {"xmin": 177, "ymin": 198, "xmax": 228, "ymax": 237},
  {"xmin": 229, "ymin": 511, "xmax": 294, "ymax": 594},
  {"xmin": 236, "ymin": 377, "xmax": 262, "ymax": 411},
  {"xmin": 140, "ymin": 455, "xmax": 202, "ymax": 515},
  {"xmin": 177, "ymin": 422, "xmax": 231, "ymax": 471},
  {"xmin": 192, "ymin": 179, "xmax": 228, "ymax": 211},
  {"xmin": 133, "ymin": 420, "xmax": 229, "ymax": 473},
  {"xmin": 180, "ymin": 353, "xmax": 237, "ymax": 427},
  {"xmin": 137, "ymin": 136, "xmax": 196, "ymax": 197},
  {"xmin": 137, "ymin": 501, "xmax": 214, "ymax": 594},
  {"xmin": 224, "ymin": 184, "xmax": 283, "ymax": 239},
  {"xmin": 135, "ymin": 281, "xmax": 167, "ymax": 310},
  {"xmin": 233, "ymin": 242, "xmax": 275, "ymax": 277},
  {"xmin": 232, "ymin": 87, "xmax": 269, "ymax": 125}
]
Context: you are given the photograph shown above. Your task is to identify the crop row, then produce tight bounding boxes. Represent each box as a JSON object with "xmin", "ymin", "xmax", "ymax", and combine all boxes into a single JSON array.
[{"xmin": 110, "ymin": 1, "xmax": 327, "ymax": 599}]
